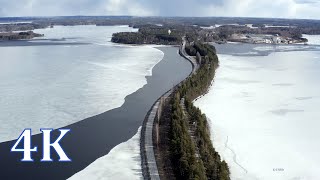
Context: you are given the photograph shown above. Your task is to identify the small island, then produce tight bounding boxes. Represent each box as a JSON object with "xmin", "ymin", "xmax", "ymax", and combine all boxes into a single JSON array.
[
  {"xmin": 0, "ymin": 31, "xmax": 44, "ymax": 41},
  {"xmin": 111, "ymin": 24, "xmax": 183, "ymax": 45}
]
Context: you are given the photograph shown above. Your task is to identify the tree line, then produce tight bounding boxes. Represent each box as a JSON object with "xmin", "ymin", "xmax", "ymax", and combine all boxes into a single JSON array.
[
  {"xmin": 111, "ymin": 25, "xmax": 182, "ymax": 45},
  {"xmin": 169, "ymin": 41, "xmax": 230, "ymax": 180}
]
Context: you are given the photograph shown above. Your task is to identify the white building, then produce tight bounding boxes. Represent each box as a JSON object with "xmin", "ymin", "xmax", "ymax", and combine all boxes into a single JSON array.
[{"xmin": 273, "ymin": 36, "xmax": 281, "ymax": 44}]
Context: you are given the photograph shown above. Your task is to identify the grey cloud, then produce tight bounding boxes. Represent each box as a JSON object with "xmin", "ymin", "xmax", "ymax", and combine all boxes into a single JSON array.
[
  {"xmin": 132, "ymin": 0, "xmax": 225, "ymax": 16},
  {"xmin": 294, "ymin": 0, "xmax": 319, "ymax": 4},
  {"xmin": 0, "ymin": 0, "xmax": 227, "ymax": 16}
]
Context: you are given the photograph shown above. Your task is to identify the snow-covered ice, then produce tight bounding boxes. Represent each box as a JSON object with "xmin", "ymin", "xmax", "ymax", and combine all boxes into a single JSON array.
[
  {"xmin": 253, "ymin": 45, "xmax": 310, "ymax": 52},
  {"xmin": 0, "ymin": 26, "xmax": 163, "ymax": 142},
  {"xmin": 195, "ymin": 51, "xmax": 320, "ymax": 180},
  {"xmin": 68, "ymin": 127, "xmax": 142, "ymax": 180}
]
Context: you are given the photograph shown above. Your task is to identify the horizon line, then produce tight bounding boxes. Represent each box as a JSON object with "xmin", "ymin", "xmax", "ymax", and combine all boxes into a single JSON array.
[{"xmin": 0, "ymin": 15, "xmax": 319, "ymax": 21}]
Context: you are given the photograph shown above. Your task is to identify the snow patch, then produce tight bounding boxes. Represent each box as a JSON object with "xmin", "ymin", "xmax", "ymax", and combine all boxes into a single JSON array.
[{"xmin": 68, "ymin": 127, "xmax": 142, "ymax": 180}]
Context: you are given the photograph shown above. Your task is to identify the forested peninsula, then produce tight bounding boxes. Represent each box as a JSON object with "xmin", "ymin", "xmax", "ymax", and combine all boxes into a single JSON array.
[
  {"xmin": 112, "ymin": 25, "xmax": 230, "ymax": 180},
  {"xmin": 168, "ymin": 42, "xmax": 230, "ymax": 180}
]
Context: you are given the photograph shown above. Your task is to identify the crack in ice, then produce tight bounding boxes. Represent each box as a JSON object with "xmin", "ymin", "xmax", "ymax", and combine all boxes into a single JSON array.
[{"xmin": 224, "ymin": 136, "xmax": 248, "ymax": 174}]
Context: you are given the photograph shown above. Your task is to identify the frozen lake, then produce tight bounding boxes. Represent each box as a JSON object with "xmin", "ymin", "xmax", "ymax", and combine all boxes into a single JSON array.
[
  {"xmin": 0, "ymin": 25, "xmax": 192, "ymax": 179},
  {"xmin": 0, "ymin": 25, "xmax": 163, "ymax": 143},
  {"xmin": 195, "ymin": 43, "xmax": 320, "ymax": 180}
]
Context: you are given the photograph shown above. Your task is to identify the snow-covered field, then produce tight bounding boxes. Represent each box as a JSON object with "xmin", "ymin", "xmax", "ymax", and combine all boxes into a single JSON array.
[
  {"xmin": 68, "ymin": 127, "xmax": 142, "ymax": 180},
  {"xmin": 195, "ymin": 50, "xmax": 320, "ymax": 180},
  {"xmin": 0, "ymin": 26, "xmax": 163, "ymax": 143}
]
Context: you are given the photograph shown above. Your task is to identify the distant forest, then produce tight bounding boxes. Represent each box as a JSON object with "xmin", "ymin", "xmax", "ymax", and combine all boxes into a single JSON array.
[
  {"xmin": 1, "ymin": 16, "xmax": 320, "ymax": 43},
  {"xmin": 111, "ymin": 25, "xmax": 184, "ymax": 45}
]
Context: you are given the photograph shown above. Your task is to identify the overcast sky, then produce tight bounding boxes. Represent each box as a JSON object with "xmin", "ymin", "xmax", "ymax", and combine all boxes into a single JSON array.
[{"xmin": 0, "ymin": 0, "xmax": 320, "ymax": 19}]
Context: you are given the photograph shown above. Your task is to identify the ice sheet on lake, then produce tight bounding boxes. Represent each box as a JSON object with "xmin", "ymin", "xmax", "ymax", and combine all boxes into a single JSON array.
[
  {"xmin": 253, "ymin": 45, "xmax": 310, "ymax": 52},
  {"xmin": 0, "ymin": 25, "xmax": 163, "ymax": 142},
  {"xmin": 68, "ymin": 127, "xmax": 142, "ymax": 180},
  {"xmin": 195, "ymin": 51, "xmax": 320, "ymax": 180},
  {"xmin": 33, "ymin": 25, "xmax": 138, "ymax": 45}
]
